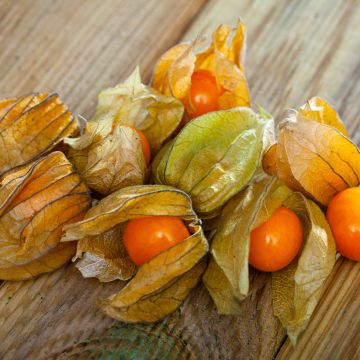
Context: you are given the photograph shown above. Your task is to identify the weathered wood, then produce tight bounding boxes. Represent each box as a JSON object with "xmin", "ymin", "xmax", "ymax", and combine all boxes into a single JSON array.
[
  {"xmin": 0, "ymin": 0, "xmax": 207, "ymax": 358},
  {"xmin": 0, "ymin": 0, "xmax": 205, "ymax": 114},
  {"xmin": 277, "ymin": 259, "xmax": 360, "ymax": 360},
  {"xmin": 0, "ymin": 0, "xmax": 360, "ymax": 359}
]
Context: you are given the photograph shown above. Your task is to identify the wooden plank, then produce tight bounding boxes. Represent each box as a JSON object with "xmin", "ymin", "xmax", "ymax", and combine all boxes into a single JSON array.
[
  {"xmin": 186, "ymin": 1, "xmax": 360, "ymax": 358},
  {"xmin": 185, "ymin": 1, "xmax": 360, "ymax": 358},
  {"xmin": 0, "ymin": 0, "xmax": 205, "ymax": 115},
  {"xmin": 0, "ymin": 0, "xmax": 207, "ymax": 359},
  {"xmin": 277, "ymin": 259, "xmax": 360, "ymax": 360},
  {"xmin": 0, "ymin": 0, "xmax": 360, "ymax": 359}
]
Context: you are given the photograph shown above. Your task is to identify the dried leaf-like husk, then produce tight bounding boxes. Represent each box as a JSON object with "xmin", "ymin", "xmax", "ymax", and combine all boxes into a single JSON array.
[
  {"xmin": 262, "ymin": 99, "xmax": 358, "ymax": 204},
  {"xmin": 63, "ymin": 185, "xmax": 198, "ymax": 239},
  {"xmin": 66, "ymin": 119, "xmax": 146, "ymax": 195},
  {"xmin": 272, "ymin": 192, "xmax": 336, "ymax": 345},
  {"xmin": 0, "ymin": 93, "xmax": 77, "ymax": 175},
  {"xmin": 106, "ymin": 222, "xmax": 207, "ymax": 307},
  {"xmin": 298, "ymin": 96, "xmax": 348, "ymax": 136},
  {"xmin": 63, "ymin": 185, "xmax": 208, "ymax": 286},
  {"xmin": 206, "ymin": 177, "xmax": 291, "ymax": 305},
  {"xmin": 65, "ymin": 68, "xmax": 184, "ymax": 195},
  {"xmin": 0, "ymin": 243, "xmax": 76, "ymax": 281},
  {"xmin": 151, "ymin": 139, "xmax": 174, "ymax": 185},
  {"xmin": 262, "ymin": 143, "xmax": 277, "ymax": 176},
  {"xmin": 74, "ymin": 225, "xmax": 136, "ymax": 282},
  {"xmin": 92, "ymin": 67, "xmax": 184, "ymax": 152},
  {"xmin": 152, "ymin": 43, "xmax": 196, "ymax": 101},
  {"xmin": 255, "ymin": 108, "xmax": 276, "ymax": 180},
  {"xmin": 0, "ymin": 151, "xmax": 91, "ymax": 280},
  {"xmin": 0, "ymin": 98, "xmax": 17, "ymax": 117},
  {"xmin": 204, "ymin": 174, "xmax": 336, "ymax": 343},
  {"xmin": 152, "ymin": 21, "xmax": 250, "ymax": 115},
  {"xmin": 202, "ymin": 258, "xmax": 242, "ymax": 315},
  {"xmin": 99, "ymin": 260, "xmax": 207, "ymax": 323},
  {"xmin": 152, "ymin": 108, "xmax": 266, "ymax": 215},
  {"xmin": 276, "ymin": 119, "xmax": 360, "ymax": 205},
  {"xmin": 63, "ymin": 185, "xmax": 208, "ymax": 322}
]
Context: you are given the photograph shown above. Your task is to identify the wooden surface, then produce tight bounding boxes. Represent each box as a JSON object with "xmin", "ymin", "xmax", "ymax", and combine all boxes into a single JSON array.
[{"xmin": 0, "ymin": 0, "xmax": 360, "ymax": 359}]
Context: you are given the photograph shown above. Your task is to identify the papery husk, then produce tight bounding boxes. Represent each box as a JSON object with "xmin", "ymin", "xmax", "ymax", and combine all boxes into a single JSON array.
[
  {"xmin": 74, "ymin": 225, "xmax": 136, "ymax": 282},
  {"xmin": 92, "ymin": 67, "xmax": 184, "ymax": 152},
  {"xmin": 99, "ymin": 259, "xmax": 207, "ymax": 323},
  {"xmin": 0, "ymin": 93, "xmax": 77, "ymax": 176},
  {"xmin": 66, "ymin": 119, "xmax": 146, "ymax": 195},
  {"xmin": 298, "ymin": 96, "xmax": 348, "ymax": 136},
  {"xmin": 205, "ymin": 177, "xmax": 291, "ymax": 303},
  {"xmin": 262, "ymin": 99, "xmax": 359, "ymax": 205},
  {"xmin": 0, "ymin": 243, "xmax": 76, "ymax": 281},
  {"xmin": 63, "ymin": 185, "xmax": 208, "ymax": 291},
  {"xmin": 257, "ymin": 107, "xmax": 276, "ymax": 178},
  {"xmin": 152, "ymin": 108, "xmax": 267, "ymax": 215},
  {"xmin": 263, "ymin": 117, "xmax": 360, "ymax": 205},
  {"xmin": 152, "ymin": 21, "xmax": 250, "ymax": 115},
  {"xmin": 272, "ymin": 192, "xmax": 336, "ymax": 345},
  {"xmin": 203, "ymin": 258, "xmax": 242, "ymax": 315},
  {"xmin": 0, "ymin": 151, "xmax": 91, "ymax": 280},
  {"xmin": 65, "ymin": 68, "xmax": 184, "ymax": 195},
  {"xmin": 104, "ymin": 222, "xmax": 206, "ymax": 305},
  {"xmin": 204, "ymin": 176, "xmax": 336, "ymax": 344},
  {"xmin": 63, "ymin": 185, "xmax": 208, "ymax": 322},
  {"xmin": 203, "ymin": 256, "xmax": 269, "ymax": 316},
  {"xmin": 262, "ymin": 143, "xmax": 277, "ymax": 177}
]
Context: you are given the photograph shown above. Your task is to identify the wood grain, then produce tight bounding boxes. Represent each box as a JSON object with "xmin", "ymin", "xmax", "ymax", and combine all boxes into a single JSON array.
[
  {"xmin": 0, "ymin": 0, "xmax": 360, "ymax": 359},
  {"xmin": 0, "ymin": 0, "xmax": 205, "ymax": 115},
  {"xmin": 0, "ymin": 0, "xmax": 207, "ymax": 359},
  {"xmin": 277, "ymin": 259, "xmax": 360, "ymax": 360}
]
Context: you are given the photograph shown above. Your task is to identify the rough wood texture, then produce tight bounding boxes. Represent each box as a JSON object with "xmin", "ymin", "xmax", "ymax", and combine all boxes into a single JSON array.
[{"xmin": 0, "ymin": 0, "xmax": 360, "ymax": 359}]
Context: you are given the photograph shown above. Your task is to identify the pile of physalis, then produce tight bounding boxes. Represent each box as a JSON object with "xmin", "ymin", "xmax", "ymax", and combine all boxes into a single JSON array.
[{"xmin": 1, "ymin": 21, "xmax": 359, "ymax": 346}]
